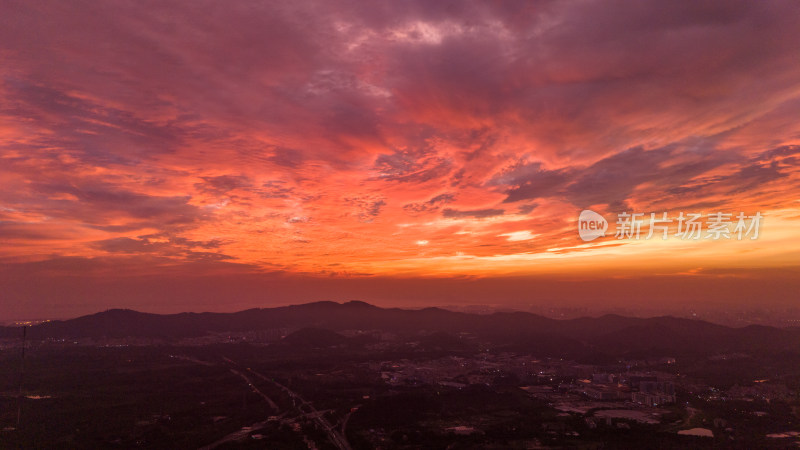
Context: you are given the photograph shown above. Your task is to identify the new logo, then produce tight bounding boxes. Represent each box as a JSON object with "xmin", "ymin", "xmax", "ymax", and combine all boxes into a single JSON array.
[{"xmin": 578, "ymin": 210, "xmax": 607, "ymax": 242}]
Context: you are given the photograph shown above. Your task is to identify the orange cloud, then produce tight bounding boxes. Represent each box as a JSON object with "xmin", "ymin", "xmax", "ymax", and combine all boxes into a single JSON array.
[{"xmin": 1, "ymin": 0, "xmax": 799, "ymax": 316}]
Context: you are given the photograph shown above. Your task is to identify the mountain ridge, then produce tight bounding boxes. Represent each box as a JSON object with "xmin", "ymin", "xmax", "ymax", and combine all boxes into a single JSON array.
[{"xmin": 2, "ymin": 301, "xmax": 799, "ymax": 358}]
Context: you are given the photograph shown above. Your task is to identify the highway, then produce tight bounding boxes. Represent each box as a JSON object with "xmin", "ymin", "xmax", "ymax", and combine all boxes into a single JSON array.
[
  {"xmin": 244, "ymin": 365, "xmax": 353, "ymax": 450},
  {"xmin": 228, "ymin": 368, "xmax": 279, "ymax": 411},
  {"xmin": 179, "ymin": 354, "xmax": 354, "ymax": 450},
  {"xmin": 341, "ymin": 404, "xmax": 361, "ymax": 437},
  {"xmin": 198, "ymin": 418, "xmax": 271, "ymax": 450}
]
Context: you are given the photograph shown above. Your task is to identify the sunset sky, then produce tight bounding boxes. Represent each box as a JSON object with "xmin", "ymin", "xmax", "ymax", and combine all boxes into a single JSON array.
[{"xmin": 2, "ymin": 1, "xmax": 799, "ymax": 318}]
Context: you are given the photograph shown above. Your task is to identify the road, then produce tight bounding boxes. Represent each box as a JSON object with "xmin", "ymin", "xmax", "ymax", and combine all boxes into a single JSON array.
[
  {"xmin": 229, "ymin": 368, "xmax": 279, "ymax": 411},
  {"xmin": 341, "ymin": 404, "xmax": 361, "ymax": 437},
  {"xmin": 179, "ymin": 354, "xmax": 353, "ymax": 450},
  {"xmin": 197, "ymin": 418, "xmax": 271, "ymax": 450},
  {"xmin": 244, "ymin": 365, "xmax": 353, "ymax": 450},
  {"xmin": 175, "ymin": 355, "xmax": 283, "ymax": 449}
]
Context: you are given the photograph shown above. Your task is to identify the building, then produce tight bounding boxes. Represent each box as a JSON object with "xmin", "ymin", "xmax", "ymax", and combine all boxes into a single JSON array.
[
  {"xmin": 592, "ymin": 373, "xmax": 616, "ymax": 384},
  {"xmin": 584, "ymin": 385, "xmax": 629, "ymax": 401},
  {"xmin": 640, "ymin": 381, "xmax": 675, "ymax": 395},
  {"xmin": 631, "ymin": 391, "xmax": 676, "ymax": 406},
  {"xmin": 627, "ymin": 375, "xmax": 657, "ymax": 389}
]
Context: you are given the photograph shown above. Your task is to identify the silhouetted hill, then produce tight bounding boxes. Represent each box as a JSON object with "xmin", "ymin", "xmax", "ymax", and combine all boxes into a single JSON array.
[
  {"xmin": 281, "ymin": 328, "xmax": 347, "ymax": 348},
  {"xmin": 2, "ymin": 301, "xmax": 799, "ymax": 358},
  {"xmin": 418, "ymin": 331, "xmax": 478, "ymax": 352}
]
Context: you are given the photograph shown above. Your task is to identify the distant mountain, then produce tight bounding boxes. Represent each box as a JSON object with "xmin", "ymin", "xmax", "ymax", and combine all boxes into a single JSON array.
[
  {"xmin": 418, "ymin": 331, "xmax": 478, "ymax": 353},
  {"xmin": 281, "ymin": 327, "xmax": 347, "ymax": 348},
  {"xmin": 2, "ymin": 301, "xmax": 799, "ymax": 357}
]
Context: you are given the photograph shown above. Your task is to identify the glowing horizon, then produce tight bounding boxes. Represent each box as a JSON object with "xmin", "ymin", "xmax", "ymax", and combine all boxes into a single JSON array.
[{"xmin": 1, "ymin": 1, "xmax": 799, "ymax": 317}]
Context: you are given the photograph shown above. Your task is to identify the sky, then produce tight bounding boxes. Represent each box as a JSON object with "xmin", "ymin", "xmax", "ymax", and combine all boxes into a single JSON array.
[{"xmin": 1, "ymin": 0, "xmax": 799, "ymax": 319}]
